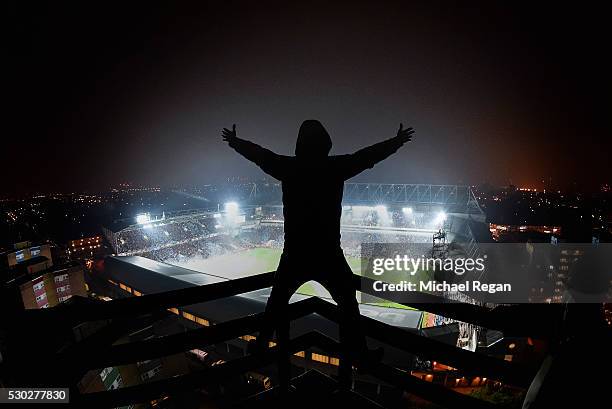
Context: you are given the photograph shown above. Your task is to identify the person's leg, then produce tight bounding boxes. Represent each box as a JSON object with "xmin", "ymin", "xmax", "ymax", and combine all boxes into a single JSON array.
[
  {"xmin": 276, "ymin": 274, "xmax": 304, "ymax": 392},
  {"xmin": 257, "ymin": 253, "xmax": 303, "ymax": 392},
  {"xmin": 256, "ymin": 278, "xmax": 285, "ymax": 350},
  {"xmin": 323, "ymin": 254, "xmax": 367, "ymax": 389},
  {"xmin": 255, "ymin": 253, "xmax": 292, "ymax": 349}
]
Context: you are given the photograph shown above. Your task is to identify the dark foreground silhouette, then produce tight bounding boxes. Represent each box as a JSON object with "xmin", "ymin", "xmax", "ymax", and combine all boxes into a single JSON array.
[{"xmin": 222, "ymin": 120, "xmax": 414, "ymax": 390}]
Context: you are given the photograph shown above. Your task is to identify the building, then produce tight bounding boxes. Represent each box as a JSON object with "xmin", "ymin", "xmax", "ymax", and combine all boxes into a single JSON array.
[
  {"xmin": 2, "ymin": 242, "xmax": 88, "ymax": 309},
  {"xmin": 67, "ymin": 235, "xmax": 105, "ymax": 260},
  {"xmin": 18, "ymin": 264, "xmax": 88, "ymax": 308},
  {"xmin": 1, "ymin": 241, "xmax": 53, "ymax": 272}
]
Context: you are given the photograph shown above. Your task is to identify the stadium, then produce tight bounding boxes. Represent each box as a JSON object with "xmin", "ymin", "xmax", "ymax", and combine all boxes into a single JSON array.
[
  {"xmin": 89, "ymin": 182, "xmax": 525, "ymax": 404},
  {"xmin": 101, "ymin": 183, "xmax": 489, "ymax": 339}
]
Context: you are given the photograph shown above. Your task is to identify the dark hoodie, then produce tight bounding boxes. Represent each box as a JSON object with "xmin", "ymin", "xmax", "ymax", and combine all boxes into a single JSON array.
[
  {"xmin": 295, "ymin": 120, "xmax": 332, "ymax": 158},
  {"xmin": 228, "ymin": 120, "xmax": 408, "ymax": 252}
]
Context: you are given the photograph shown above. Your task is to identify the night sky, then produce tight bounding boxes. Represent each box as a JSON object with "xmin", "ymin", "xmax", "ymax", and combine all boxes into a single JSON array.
[{"xmin": 6, "ymin": 1, "xmax": 610, "ymax": 195}]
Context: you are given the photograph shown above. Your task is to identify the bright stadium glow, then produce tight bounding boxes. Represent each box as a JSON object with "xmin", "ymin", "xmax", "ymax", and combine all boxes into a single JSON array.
[
  {"xmin": 434, "ymin": 211, "xmax": 447, "ymax": 225},
  {"xmin": 351, "ymin": 205, "xmax": 373, "ymax": 212},
  {"xmin": 222, "ymin": 201, "xmax": 245, "ymax": 227},
  {"xmin": 224, "ymin": 202, "xmax": 239, "ymax": 213},
  {"xmin": 375, "ymin": 205, "xmax": 391, "ymax": 226},
  {"xmin": 136, "ymin": 213, "xmax": 150, "ymax": 224}
]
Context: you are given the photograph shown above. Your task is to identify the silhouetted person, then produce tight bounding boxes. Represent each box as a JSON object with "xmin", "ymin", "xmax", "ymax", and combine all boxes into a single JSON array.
[{"xmin": 222, "ymin": 120, "xmax": 414, "ymax": 390}]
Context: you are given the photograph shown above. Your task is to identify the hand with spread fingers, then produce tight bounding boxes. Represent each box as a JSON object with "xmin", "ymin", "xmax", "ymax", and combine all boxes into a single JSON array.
[
  {"xmin": 396, "ymin": 123, "xmax": 415, "ymax": 144},
  {"xmin": 221, "ymin": 124, "xmax": 238, "ymax": 143}
]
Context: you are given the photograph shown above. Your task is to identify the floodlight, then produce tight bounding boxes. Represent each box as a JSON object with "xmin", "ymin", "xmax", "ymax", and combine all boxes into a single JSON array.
[
  {"xmin": 136, "ymin": 213, "xmax": 150, "ymax": 224},
  {"xmin": 224, "ymin": 202, "xmax": 239, "ymax": 213},
  {"xmin": 434, "ymin": 211, "xmax": 447, "ymax": 225}
]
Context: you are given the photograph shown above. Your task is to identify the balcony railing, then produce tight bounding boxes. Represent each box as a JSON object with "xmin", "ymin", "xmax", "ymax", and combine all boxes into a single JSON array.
[{"xmin": 2, "ymin": 269, "xmax": 573, "ymax": 408}]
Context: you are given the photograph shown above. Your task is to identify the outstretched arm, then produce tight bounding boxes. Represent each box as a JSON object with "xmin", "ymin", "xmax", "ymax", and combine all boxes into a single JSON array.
[
  {"xmin": 339, "ymin": 123, "xmax": 415, "ymax": 180},
  {"xmin": 222, "ymin": 124, "xmax": 287, "ymax": 180}
]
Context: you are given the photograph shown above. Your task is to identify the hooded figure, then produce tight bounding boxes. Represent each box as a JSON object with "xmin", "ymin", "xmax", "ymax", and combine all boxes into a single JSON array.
[
  {"xmin": 295, "ymin": 119, "xmax": 332, "ymax": 157},
  {"xmin": 223, "ymin": 119, "xmax": 414, "ymax": 390}
]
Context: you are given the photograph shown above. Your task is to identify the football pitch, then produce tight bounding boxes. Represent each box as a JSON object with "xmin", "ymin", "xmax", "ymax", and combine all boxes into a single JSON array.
[{"xmin": 170, "ymin": 247, "xmax": 413, "ymax": 309}]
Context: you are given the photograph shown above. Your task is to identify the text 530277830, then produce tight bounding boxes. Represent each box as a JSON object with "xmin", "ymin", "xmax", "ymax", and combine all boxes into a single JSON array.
[{"xmin": 0, "ymin": 388, "xmax": 69, "ymax": 403}]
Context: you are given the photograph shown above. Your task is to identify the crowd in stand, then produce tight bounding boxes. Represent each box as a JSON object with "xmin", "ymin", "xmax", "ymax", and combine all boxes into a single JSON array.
[
  {"xmin": 340, "ymin": 230, "xmax": 433, "ymax": 258},
  {"xmin": 115, "ymin": 213, "xmax": 282, "ymax": 262},
  {"xmin": 114, "ymin": 207, "xmax": 437, "ymax": 263},
  {"xmin": 141, "ymin": 235, "xmax": 237, "ymax": 261},
  {"xmin": 115, "ymin": 216, "xmax": 217, "ymax": 255}
]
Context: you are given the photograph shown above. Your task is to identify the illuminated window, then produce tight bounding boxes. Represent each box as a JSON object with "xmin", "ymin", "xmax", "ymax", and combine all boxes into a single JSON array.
[
  {"xmin": 108, "ymin": 279, "xmax": 117, "ymax": 286},
  {"xmin": 268, "ymin": 341, "xmax": 277, "ymax": 347},
  {"xmin": 241, "ymin": 335, "xmax": 256, "ymax": 342},
  {"xmin": 133, "ymin": 290, "xmax": 142, "ymax": 296},
  {"xmin": 54, "ymin": 274, "xmax": 69, "ymax": 283},
  {"xmin": 294, "ymin": 351, "xmax": 305, "ymax": 358},
  {"xmin": 311, "ymin": 353, "xmax": 329, "ymax": 364},
  {"xmin": 195, "ymin": 316, "xmax": 210, "ymax": 326},
  {"xmin": 182, "ymin": 312, "xmax": 196, "ymax": 321},
  {"xmin": 56, "ymin": 285, "xmax": 70, "ymax": 293},
  {"xmin": 119, "ymin": 283, "xmax": 132, "ymax": 293},
  {"xmin": 168, "ymin": 307, "xmax": 179, "ymax": 315},
  {"xmin": 329, "ymin": 357, "xmax": 340, "ymax": 366}
]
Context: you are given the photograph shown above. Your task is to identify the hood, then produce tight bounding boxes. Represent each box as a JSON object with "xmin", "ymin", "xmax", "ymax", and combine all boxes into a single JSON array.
[{"xmin": 295, "ymin": 120, "xmax": 332, "ymax": 157}]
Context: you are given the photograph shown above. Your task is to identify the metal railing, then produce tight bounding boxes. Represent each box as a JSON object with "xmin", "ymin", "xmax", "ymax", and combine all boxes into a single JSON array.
[{"xmin": 2, "ymin": 269, "xmax": 567, "ymax": 408}]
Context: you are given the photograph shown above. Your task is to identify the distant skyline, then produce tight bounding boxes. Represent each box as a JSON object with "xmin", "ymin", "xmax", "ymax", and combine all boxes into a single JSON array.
[{"xmin": 7, "ymin": 2, "xmax": 610, "ymax": 195}]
